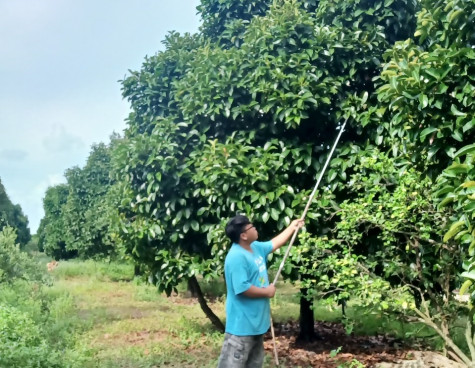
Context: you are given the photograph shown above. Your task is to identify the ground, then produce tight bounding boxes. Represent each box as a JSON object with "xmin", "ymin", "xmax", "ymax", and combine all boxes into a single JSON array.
[
  {"xmin": 47, "ymin": 261, "xmax": 464, "ymax": 368},
  {"xmin": 263, "ymin": 321, "xmax": 463, "ymax": 367}
]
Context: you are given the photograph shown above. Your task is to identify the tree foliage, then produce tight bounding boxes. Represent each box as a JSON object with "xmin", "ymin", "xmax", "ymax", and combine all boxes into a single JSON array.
[
  {"xmin": 340, "ymin": 0, "xmax": 475, "ymax": 359},
  {"xmin": 34, "ymin": 0, "xmax": 475, "ymax": 355},
  {"xmin": 359, "ymin": 0, "xmax": 474, "ymax": 174},
  {"xmin": 0, "ymin": 178, "xmax": 31, "ymax": 247},
  {"xmin": 38, "ymin": 139, "xmax": 119, "ymax": 260},
  {"xmin": 0, "ymin": 226, "xmax": 47, "ymax": 284},
  {"xmin": 63, "ymin": 142, "xmax": 116, "ymax": 259},
  {"xmin": 38, "ymin": 184, "xmax": 75, "ymax": 260},
  {"xmin": 354, "ymin": 0, "xmax": 474, "ymax": 290},
  {"xmin": 437, "ymin": 147, "xmax": 475, "ymax": 298},
  {"xmin": 116, "ymin": 0, "xmax": 419, "ymax": 333}
]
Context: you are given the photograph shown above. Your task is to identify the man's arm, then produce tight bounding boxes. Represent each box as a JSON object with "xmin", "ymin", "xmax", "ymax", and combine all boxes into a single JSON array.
[
  {"xmin": 271, "ymin": 219, "xmax": 304, "ymax": 252},
  {"xmin": 242, "ymin": 284, "xmax": 276, "ymax": 298}
]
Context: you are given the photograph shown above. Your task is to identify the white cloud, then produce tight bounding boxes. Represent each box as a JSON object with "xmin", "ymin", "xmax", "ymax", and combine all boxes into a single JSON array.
[
  {"xmin": 35, "ymin": 173, "xmax": 67, "ymax": 196},
  {"xmin": 26, "ymin": 173, "xmax": 67, "ymax": 230},
  {"xmin": 42, "ymin": 125, "xmax": 85, "ymax": 153},
  {"xmin": 0, "ymin": 149, "xmax": 28, "ymax": 161}
]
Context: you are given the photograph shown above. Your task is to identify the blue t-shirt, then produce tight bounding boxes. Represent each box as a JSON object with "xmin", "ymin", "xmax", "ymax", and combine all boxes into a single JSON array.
[{"xmin": 224, "ymin": 240, "xmax": 274, "ymax": 336}]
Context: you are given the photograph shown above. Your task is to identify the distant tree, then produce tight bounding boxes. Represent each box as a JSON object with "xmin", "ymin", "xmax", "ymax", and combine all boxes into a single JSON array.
[
  {"xmin": 63, "ymin": 142, "xmax": 117, "ymax": 259},
  {"xmin": 38, "ymin": 184, "xmax": 76, "ymax": 260},
  {"xmin": 0, "ymin": 178, "xmax": 31, "ymax": 248}
]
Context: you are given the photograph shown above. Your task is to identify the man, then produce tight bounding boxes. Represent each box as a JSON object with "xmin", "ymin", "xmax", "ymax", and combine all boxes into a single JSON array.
[{"xmin": 217, "ymin": 214, "xmax": 304, "ymax": 368}]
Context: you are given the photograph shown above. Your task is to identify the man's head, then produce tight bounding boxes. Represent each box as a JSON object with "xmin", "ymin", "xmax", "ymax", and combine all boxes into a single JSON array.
[{"xmin": 225, "ymin": 215, "xmax": 257, "ymax": 244}]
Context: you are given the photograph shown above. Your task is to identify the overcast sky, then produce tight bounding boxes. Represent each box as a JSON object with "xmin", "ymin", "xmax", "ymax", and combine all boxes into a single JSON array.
[{"xmin": 0, "ymin": 0, "xmax": 201, "ymax": 233}]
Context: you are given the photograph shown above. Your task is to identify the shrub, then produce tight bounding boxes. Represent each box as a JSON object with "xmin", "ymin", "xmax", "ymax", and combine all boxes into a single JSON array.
[
  {"xmin": 0, "ymin": 226, "xmax": 48, "ymax": 284},
  {"xmin": 0, "ymin": 304, "xmax": 63, "ymax": 368}
]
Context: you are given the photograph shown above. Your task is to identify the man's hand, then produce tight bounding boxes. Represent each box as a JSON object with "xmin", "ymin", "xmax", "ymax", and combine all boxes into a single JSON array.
[
  {"xmin": 271, "ymin": 218, "xmax": 305, "ymax": 252},
  {"xmin": 243, "ymin": 284, "xmax": 276, "ymax": 298},
  {"xmin": 266, "ymin": 283, "xmax": 276, "ymax": 298},
  {"xmin": 291, "ymin": 219, "xmax": 304, "ymax": 230}
]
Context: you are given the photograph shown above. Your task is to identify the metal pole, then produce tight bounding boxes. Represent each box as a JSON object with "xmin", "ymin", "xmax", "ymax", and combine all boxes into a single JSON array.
[{"xmin": 270, "ymin": 117, "xmax": 349, "ymax": 365}]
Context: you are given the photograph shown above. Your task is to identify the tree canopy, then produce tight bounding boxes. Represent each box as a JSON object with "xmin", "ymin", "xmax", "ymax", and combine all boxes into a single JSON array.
[
  {"xmin": 0, "ymin": 178, "xmax": 30, "ymax": 247},
  {"xmin": 115, "ymin": 0, "xmax": 422, "ymax": 333}
]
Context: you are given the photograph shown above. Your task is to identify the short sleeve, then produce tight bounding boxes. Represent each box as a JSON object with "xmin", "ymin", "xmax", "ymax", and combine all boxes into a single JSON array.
[
  {"xmin": 228, "ymin": 254, "xmax": 252, "ymax": 295},
  {"xmin": 253, "ymin": 240, "xmax": 273, "ymax": 258}
]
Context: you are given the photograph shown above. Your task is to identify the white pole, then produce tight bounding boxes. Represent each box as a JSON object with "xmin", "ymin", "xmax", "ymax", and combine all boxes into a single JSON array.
[{"xmin": 270, "ymin": 117, "xmax": 349, "ymax": 365}]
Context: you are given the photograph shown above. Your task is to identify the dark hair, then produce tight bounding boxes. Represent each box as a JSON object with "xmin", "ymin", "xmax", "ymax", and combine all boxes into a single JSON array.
[{"xmin": 225, "ymin": 215, "xmax": 251, "ymax": 243}]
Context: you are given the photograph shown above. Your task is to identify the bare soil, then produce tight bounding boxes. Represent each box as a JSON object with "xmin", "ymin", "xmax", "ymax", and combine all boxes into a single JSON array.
[{"xmin": 263, "ymin": 321, "xmax": 463, "ymax": 368}]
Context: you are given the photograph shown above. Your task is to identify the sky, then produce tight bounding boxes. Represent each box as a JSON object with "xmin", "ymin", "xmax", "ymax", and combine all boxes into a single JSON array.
[{"xmin": 0, "ymin": 0, "xmax": 201, "ymax": 233}]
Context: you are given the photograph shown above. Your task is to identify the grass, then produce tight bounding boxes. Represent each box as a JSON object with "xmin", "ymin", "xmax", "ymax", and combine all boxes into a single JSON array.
[
  {"xmin": 46, "ymin": 260, "xmax": 225, "ymax": 367},
  {"xmin": 36, "ymin": 257, "xmax": 465, "ymax": 367},
  {"xmin": 51, "ymin": 258, "xmax": 135, "ymax": 281}
]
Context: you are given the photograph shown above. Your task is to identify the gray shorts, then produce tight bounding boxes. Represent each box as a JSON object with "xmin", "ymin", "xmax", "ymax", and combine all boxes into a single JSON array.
[{"xmin": 217, "ymin": 333, "xmax": 265, "ymax": 368}]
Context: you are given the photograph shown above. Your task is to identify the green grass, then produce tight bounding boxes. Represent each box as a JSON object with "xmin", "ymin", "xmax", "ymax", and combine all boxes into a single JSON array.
[
  {"xmin": 46, "ymin": 260, "xmax": 225, "ymax": 367},
  {"xmin": 51, "ymin": 259, "xmax": 135, "ymax": 281}
]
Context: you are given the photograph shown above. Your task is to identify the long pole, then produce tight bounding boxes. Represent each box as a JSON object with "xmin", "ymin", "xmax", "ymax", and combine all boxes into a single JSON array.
[{"xmin": 270, "ymin": 117, "xmax": 349, "ymax": 365}]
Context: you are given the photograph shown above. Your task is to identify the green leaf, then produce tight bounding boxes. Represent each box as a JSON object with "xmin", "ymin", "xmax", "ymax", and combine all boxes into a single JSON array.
[
  {"xmin": 420, "ymin": 127, "xmax": 438, "ymax": 141},
  {"xmin": 459, "ymin": 279, "xmax": 472, "ymax": 295},
  {"xmin": 449, "ymin": 9, "xmax": 463, "ymax": 24},
  {"xmin": 464, "ymin": 202, "xmax": 475, "ymax": 212},
  {"xmin": 462, "ymin": 118, "xmax": 475, "ymax": 133},
  {"xmin": 425, "ymin": 68, "xmax": 441, "ymax": 81},
  {"xmin": 434, "ymin": 185, "xmax": 454, "ymax": 197},
  {"xmin": 428, "ymin": 146, "xmax": 441, "ymax": 160},
  {"xmin": 419, "ymin": 94, "xmax": 429, "ymax": 108},
  {"xmin": 259, "ymin": 196, "xmax": 266, "ymax": 206},
  {"xmin": 278, "ymin": 198, "xmax": 285, "ymax": 211},
  {"xmin": 451, "ymin": 130, "xmax": 463, "ymax": 142},
  {"xmin": 445, "ymin": 163, "xmax": 470, "ymax": 175},
  {"xmin": 454, "ymin": 144, "xmax": 475, "ymax": 159},
  {"xmin": 262, "ymin": 212, "xmax": 270, "ymax": 223},
  {"xmin": 461, "ymin": 272, "xmax": 475, "ymax": 282},
  {"xmin": 183, "ymin": 223, "xmax": 190, "ymax": 233},
  {"xmin": 361, "ymin": 91, "xmax": 368, "ymax": 104},
  {"xmin": 443, "ymin": 220, "xmax": 465, "ymax": 242},
  {"xmin": 438, "ymin": 196, "xmax": 455, "ymax": 208},
  {"xmin": 451, "ymin": 105, "xmax": 466, "ymax": 117}
]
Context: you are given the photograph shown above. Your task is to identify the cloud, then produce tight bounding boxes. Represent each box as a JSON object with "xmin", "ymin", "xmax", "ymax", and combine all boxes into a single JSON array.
[
  {"xmin": 42, "ymin": 125, "xmax": 85, "ymax": 152},
  {"xmin": 0, "ymin": 149, "xmax": 28, "ymax": 162},
  {"xmin": 26, "ymin": 173, "xmax": 67, "ymax": 232},
  {"xmin": 34, "ymin": 173, "xmax": 67, "ymax": 200}
]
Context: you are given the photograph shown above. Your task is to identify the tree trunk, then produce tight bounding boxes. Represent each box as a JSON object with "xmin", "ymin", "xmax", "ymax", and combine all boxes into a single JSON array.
[
  {"xmin": 188, "ymin": 275, "xmax": 225, "ymax": 333},
  {"xmin": 297, "ymin": 287, "xmax": 319, "ymax": 342},
  {"xmin": 187, "ymin": 278, "xmax": 199, "ymax": 298}
]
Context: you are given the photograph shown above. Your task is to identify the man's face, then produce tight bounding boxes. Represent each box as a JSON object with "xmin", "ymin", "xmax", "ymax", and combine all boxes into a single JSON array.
[{"xmin": 240, "ymin": 223, "xmax": 258, "ymax": 242}]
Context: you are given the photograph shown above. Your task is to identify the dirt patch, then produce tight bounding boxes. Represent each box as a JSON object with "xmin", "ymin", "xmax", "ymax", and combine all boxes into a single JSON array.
[
  {"xmin": 99, "ymin": 329, "xmax": 168, "ymax": 347},
  {"xmin": 168, "ymin": 294, "xmax": 199, "ymax": 305},
  {"xmin": 263, "ymin": 321, "xmax": 461, "ymax": 368},
  {"xmin": 77, "ymin": 305, "xmax": 157, "ymax": 321}
]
